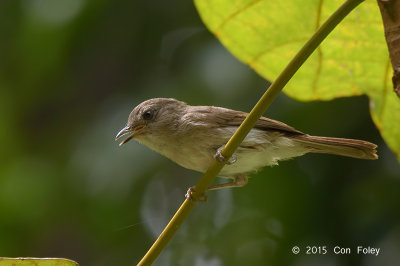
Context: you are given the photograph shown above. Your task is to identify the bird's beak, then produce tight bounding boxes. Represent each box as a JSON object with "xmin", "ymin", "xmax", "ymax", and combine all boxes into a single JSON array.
[{"xmin": 115, "ymin": 125, "xmax": 146, "ymax": 146}]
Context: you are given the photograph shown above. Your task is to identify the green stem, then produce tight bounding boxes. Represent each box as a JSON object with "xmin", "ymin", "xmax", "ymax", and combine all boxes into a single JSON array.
[{"xmin": 138, "ymin": 0, "xmax": 364, "ymax": 264}]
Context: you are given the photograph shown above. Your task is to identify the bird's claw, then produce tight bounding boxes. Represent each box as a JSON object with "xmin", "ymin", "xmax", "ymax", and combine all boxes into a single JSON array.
[
  {"xmin": 214, "ymin": 146, "xmax": 237, "ymax": 165},
  {"xmin": 185, "ymin": 186, "xmax": 208, "ymax": 202}
]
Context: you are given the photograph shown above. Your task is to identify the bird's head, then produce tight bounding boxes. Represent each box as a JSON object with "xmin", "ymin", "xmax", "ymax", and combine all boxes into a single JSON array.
[{"xmin": 115, "ymin": 98, "xmax": 186, "ymax": 146}]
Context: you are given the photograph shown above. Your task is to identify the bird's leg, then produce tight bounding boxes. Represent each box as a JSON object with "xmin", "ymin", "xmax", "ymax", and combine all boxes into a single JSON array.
[
  {"xmin": 207, "ymin": 174, "xmax": 248, "ymax": 191},
  {"xmin": 186, "ymin": 174, "xmax": 248, "ymax": 201},
  {"xmin": 214, "ymin": 145, "xmax": 237, "ymax": 165},
  {"xmin": 186, "ymin": 147, "xmax": 241, "ymax": 201}
]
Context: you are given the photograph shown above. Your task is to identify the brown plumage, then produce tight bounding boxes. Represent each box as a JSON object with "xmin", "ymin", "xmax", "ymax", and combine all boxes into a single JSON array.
[
  {"xmin": 183, "ymin": 103, "xmax": 377, "ymax": 160},
  {"xmin": 116, "ymin": 98, "xmax": 378, "ymax": 190}
]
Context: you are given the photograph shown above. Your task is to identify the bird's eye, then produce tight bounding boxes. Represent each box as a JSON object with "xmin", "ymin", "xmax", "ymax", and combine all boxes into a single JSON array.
[{"xmin": 142, "ymin": 109, "xmax": 154, "ymax": 120}]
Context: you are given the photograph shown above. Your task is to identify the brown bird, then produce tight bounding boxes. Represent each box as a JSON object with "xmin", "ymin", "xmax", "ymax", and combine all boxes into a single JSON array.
[{"xmin": 116, "ymin": 98, "xmax": 378, "ymax": 190}]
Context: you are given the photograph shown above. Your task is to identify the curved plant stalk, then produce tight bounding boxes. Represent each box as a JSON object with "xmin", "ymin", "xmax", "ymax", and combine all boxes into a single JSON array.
[
  {"xmin": 138, "ymin": 0, "xmax": 364, "ymax": 265},
  {"xmin": 377, "ymin": 0, "xmax": 400, "ymax": 97}
]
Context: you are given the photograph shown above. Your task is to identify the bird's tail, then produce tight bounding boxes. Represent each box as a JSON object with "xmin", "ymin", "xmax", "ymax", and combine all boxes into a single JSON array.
[{"xmin": 293, "ymin": 135, "xmax": 378, "ymax": 160}]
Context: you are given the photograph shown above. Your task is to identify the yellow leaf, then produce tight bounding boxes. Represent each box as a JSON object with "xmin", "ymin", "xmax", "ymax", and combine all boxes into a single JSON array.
[
  {"xmin": 0, "ymin": 258, "xmax": 78, "ymax": 266},
  {"xmin": 195, "ymin": 0, "xmax": 400, "ymax": 161}
]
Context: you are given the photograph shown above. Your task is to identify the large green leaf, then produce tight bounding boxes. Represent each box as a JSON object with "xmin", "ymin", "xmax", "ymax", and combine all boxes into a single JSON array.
[{"xmin": 195, "ymin": 0, "xmax": 400, "ymax": 161}]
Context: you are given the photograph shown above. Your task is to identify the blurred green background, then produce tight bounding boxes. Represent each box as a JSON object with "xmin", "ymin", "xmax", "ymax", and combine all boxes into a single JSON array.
[{"xmin": 0, "ymin": 1, "xmax": 399, "ymax": 265}]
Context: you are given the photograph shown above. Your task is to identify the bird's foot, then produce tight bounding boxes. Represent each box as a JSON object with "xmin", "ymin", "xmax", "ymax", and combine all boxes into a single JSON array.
[
  {"xmin": 185, "ymin": 186, "xmax": 208, "ymax": 202},
  {"xmin": 214, "ymin": 145, "xmax": 237, "ymax": 165}
]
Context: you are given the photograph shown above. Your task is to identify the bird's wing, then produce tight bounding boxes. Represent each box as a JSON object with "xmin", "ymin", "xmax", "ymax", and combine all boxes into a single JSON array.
[{"xmin": 185, "ymin": 105, "xmax": 304, "ymax": 136}]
